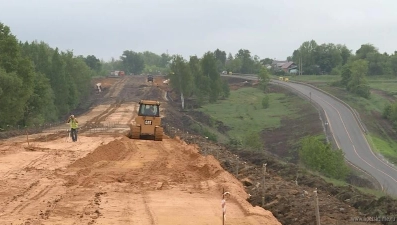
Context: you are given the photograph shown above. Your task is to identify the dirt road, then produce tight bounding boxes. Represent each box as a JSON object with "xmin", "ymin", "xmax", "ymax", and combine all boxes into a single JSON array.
[{"xmin": 0, "ymin": 76, "xmax": 280, "ymax": 224}]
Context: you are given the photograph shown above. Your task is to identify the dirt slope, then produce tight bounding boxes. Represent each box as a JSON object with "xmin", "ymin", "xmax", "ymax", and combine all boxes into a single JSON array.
[{"xmin": 0, "ymin": 76, "xmax": 280, "ymax": 225}]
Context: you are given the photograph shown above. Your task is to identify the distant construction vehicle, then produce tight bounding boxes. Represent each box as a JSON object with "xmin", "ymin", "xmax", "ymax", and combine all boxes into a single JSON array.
[
  {"xmin": 109, "ymin": 70, "xmax": 125, "ymax": 78},
  {"xmin": 129, "ymin": 100, "xmax": 163, "ymax": 141},
  {"xmin": 147, "ymin": 75, "xmax": 154, "ymax": 82}
]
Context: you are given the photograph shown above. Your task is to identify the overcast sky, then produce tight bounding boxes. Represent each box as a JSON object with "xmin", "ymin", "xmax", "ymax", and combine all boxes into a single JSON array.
[{"xmin": 1, "ymin": 0, "xmax": 396, "ymax": 61}]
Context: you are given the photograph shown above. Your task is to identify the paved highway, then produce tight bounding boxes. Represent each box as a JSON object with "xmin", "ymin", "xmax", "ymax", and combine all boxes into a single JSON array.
[{"xmin": 224, "ymin": 75, "xmax": 397, "ymax": 196}]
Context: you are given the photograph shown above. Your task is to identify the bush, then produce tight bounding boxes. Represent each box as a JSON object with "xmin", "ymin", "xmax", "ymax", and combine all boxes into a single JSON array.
[
  {"xmin": 383, "ymin": 104, "xmax": 391, "ymax": 119},
  {"xmin": 243, "ymin": 131, "xmax": 264, "ymax": 151},
  {"xmin": 262, "ymin": 95, "xmax": 269, "ymax": 109},
  {"xmin": 299, "ymin": 136, "xmax": 350, "ymax": 180}
]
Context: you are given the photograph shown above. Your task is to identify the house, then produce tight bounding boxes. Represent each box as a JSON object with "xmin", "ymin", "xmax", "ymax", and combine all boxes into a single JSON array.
[
  {"xmin": 281, "ymin": 62, "xmax": 298, "ymax": 73},
  {"xmin": 271, "ymin": 60, "xmax": 288, "ymax": 71},
  {"xmin": 271, "ymin": 60, "xmax": 298, "ymax": 73}
]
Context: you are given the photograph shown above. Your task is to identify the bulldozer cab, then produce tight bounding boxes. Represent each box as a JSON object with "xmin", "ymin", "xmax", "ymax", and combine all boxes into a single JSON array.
[
  {"xmin": 138, "ymin": 103, "xmax": 159, "ymax": 117},
  {"xmin": 129, "ymin": 100, "xmax": 163, "ymax": 141}
]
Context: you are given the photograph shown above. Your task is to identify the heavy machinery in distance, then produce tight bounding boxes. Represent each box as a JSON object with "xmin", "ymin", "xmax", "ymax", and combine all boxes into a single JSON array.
[
  {"xmin": 109, "ymin": 70, "xmax": 125, "ymax": 78},
  {"xmin": 147, "ymin": 75, "xmax": 154, "ymax": 82},
  {"xmin": 129, "ymin": 100, "xmax": 163, "ymax": 141}
]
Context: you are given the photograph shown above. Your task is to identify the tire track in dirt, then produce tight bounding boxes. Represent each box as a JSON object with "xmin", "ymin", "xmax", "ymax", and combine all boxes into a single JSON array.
[
  {"xmin": 71, "ymin": 191, "xmax": 106, "ymax": 225},
  {"xmin": 0, "ymin": 153, "xmax": 48, "ymax": 179},
  {"xmin": 0, "ymin": 180, "xmax": 39, "ymax": 214},
  {"xmin": 12, "ymin": 183, "xmax": 54, "ymax": 214},
  {"xmin": 32, "ymin": 77, "xmax": 129, "ymax": 142},
  {"xmin": 0, "ymin": 178, "xmax": 65, "ymax": 224}
]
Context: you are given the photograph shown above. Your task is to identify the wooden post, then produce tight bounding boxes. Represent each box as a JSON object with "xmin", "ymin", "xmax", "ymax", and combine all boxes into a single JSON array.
[
  {"xmin": 222, "ymin": 188, "xmax": 225, "ymax": 225},
  {"xmin": 314, "ymin": 188, "xmax": 321, "ymax": 225},
  {"xmin": 262, "ymin": 163, "xmax": 267, "ymax": 207},
  {"xmin": 235, "ymin": 156, "xmax": 239, "ymax": 176},
  {"xmin": 26, "ymin": 130, "xmax": 30, "ymax": 146},
  {"xmin": 222, "ymin": 190, "xmax": 230, "ymax": 225}
]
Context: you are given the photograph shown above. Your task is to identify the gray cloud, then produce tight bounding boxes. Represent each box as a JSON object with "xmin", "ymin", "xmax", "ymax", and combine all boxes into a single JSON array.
[{"xmin": 1, "ymin": 0, "xmax": 397, "ymax": 61}]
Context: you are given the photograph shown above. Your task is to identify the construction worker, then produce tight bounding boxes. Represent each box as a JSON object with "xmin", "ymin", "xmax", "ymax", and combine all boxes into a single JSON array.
[
  {"xmin": 149, "ymin": 106, "xmax": 157, "ymax": 116},
  {"xmin": 145, "ymin": 105, "xmax": 156, "ymax": 116},
  {"xmin": 67, "ymin": 115, "xmax": 79, "ymax": 142}
]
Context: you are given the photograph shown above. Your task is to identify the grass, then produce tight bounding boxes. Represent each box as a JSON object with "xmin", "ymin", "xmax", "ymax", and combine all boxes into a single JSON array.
[
  {"xmin": 199, "ymin": 87, "xmax": 300, "ymax": 140},
  {"xmin": 189, "ymin": 122, "xmax": 229, "ymax": 144},
  {"xmin": 367, "ymin": 135, "xmax": 397, "ymax": 164},
  {"xmin": 369, "ymin": 82, "xmax": 397, "ymax": 95},
  {"xmin": 321, "ymin": 175, "xmax": 388, "ymax": 199},
  {"xmin": 336, "ymin": 88, "xmax": 390, "ymax": 113}
]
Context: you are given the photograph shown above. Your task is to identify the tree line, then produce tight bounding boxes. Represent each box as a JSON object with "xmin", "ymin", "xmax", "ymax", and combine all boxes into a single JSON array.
[
  {"xmin": 0, "ymin": 23, "xmax": 101, "ymax": 129},
  {"xmin": 99, "ymin": 50, "xmax": 172, "ymax": 76},
  {"xmin": 289, "ymin": 40, "xmax": 397, "ymax": 77},
  {"xmin": 100, "ymin": 48, "xmax": 264, "ymax": 77},
  {"xmin": 279, "ymin": 40, "xmax": 397, "ymax": 99},
  {"xmin": 168, "ymin": 52, "xmax": 231, "ymax": 108}
]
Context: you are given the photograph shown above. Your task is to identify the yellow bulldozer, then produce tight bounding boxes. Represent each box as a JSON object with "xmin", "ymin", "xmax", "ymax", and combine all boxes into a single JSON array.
[{"xmin": 129, "ymin": 100, "xmax": 163, "ymax": 141}]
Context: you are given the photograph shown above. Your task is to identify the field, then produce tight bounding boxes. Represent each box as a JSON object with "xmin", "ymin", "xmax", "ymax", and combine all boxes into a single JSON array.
[
  {"xmin": 199, "ymin": 87, "xmax": 299, "ymax": 139},
  {"xmin": 197, "ymin": 79, "xmax": 323, "ymax": 164}
]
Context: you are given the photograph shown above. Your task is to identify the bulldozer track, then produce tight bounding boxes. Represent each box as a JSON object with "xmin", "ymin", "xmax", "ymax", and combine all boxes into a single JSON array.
[
  {"xmin": 1, "ymin": 153, "xmax": 50, "ymax": 180},
  {"xmin": 80, "ymin": 98, "xmax": 124, "ymax": 133}
]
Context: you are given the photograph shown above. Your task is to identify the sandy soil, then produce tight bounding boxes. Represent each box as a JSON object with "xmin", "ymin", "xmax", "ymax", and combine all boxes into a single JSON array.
[{"xmin": 0, "ymin": 76, "xmax": 280, "ymax": 225}]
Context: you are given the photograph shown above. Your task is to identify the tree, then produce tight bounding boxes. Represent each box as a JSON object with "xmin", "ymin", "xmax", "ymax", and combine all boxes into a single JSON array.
[
  {"xmin": 0, "ymin": 69, "xmax": 24, "ymax": 126},
  {"xmin": 23, "ymin": 72, "xmax": 56, "ymax": 125},
  {"xmin": 347, "ymin": 59, "xmax": 371, "ymax": 98},
  {"xmin": 169, "ymin": 55, "xmax": 193, "ymax": 109},
  {"xmin": 257, "ymin": 67, "xmax": 270, "ymax": 91},
  {"xmin": 292, "ymin": 40, "xmax": 318, "ymax": 74},
  {"xmin": 84, "ymin": 55, "xmax": 102, "ymax": 73},
  {"xmin": 236, "ymin": 49, "xmax": 255, "ymax": 74},
  {"xmin": 214, "ymin": 48, "xmax": 226, "ymax": 71},
  {"xmin": 120, "ymin": 50, "xmax": 145, "ymax": 74},
  {"xmin": 340, "ymin": 63, "xmax": 352, "ymax": 86},
  {"xmin": 356, "ymin": 44, "xmax": 378, "ymax": 60},
  {"xmin": 226, "ymin": 58, "xmax": 242, "ymax": 73},
  {"xmin": 63, "ymin": 51, "xmax": 92, "ymax": 108},
  {"xmin": 260, "ymin": 58, "xmax": 273, "ymax": 66},
  {"xmin": 50, "ymin": 48, "xmax": 69, "ymax": 115},
  {"xmin": 160, "ymin": 53, "xmax": 171, "ymax": 68},
  {"xmin": 0, "ymin": 23, "xmax": 20, "ymax": 73},
  {"xmin": 201, "ymin": 52, "xmax": 223, "ymax": 102},
  {"xmin": 313, "ymin": 43, "xmax": 342, "ymax": 74},
  {"xmin": 189, "ymin": 55, "xmax": 209, "ymax": 105},
  {"xmin": 336, "ymin": 44, "xmax": 351, "ymax": 65},
  {"xmin": 0, "ymin": 23, "xmax": 35, "ymax": 126}
]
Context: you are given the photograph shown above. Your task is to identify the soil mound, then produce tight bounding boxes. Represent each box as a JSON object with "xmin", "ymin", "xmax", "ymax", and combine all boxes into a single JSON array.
[{"xmin": 69, "ymin": 137, "xmax": 130, "ymax": 168}]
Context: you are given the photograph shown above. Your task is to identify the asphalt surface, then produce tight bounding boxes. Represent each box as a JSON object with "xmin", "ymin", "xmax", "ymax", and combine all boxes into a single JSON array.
[{"xmin": 224, "ymin": 74, "xmax": 397, "ymax": 196}]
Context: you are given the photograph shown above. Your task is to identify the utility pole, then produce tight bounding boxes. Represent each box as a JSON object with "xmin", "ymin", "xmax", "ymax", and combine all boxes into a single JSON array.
[{"xmin": 299, "ymin": 57, "xmax": 302, "ymax": 76}]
